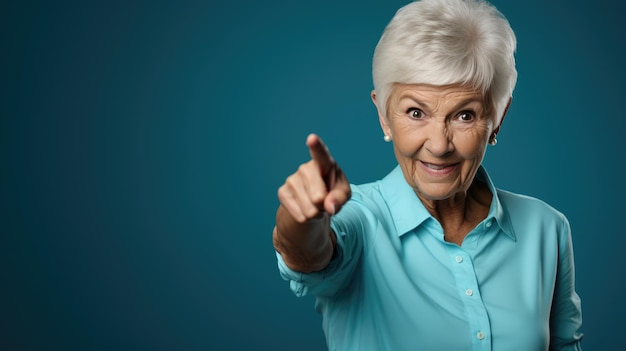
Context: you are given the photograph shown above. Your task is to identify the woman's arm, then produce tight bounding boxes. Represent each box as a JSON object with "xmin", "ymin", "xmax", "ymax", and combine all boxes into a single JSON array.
[
  {"xmin": 273, "ymin": 134, "xmax": 351, "ymax": 273},
  {"xmin": 549, "ymin": 217, "xmax": 584, "ymax": 350}
]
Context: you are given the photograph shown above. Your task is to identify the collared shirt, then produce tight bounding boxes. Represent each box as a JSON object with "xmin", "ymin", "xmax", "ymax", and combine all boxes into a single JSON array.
[{"xmin": 277, "ymin": 166, "xmax": 583, "ymax": 351}]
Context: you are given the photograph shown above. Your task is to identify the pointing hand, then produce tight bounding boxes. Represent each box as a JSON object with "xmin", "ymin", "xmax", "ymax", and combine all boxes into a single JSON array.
[{"xmin": 278, "ymin": 134, "xmax": 352, "ymax": 223}]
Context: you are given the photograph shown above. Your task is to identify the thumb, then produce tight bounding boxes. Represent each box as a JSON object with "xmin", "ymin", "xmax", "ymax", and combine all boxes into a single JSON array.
[{"xmin": 323, "ymin": 167, "xmax": 351, "ymax": 215}]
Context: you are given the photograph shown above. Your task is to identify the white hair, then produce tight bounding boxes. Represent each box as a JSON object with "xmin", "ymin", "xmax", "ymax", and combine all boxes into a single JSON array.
[{"xmin": 372, "ymin": 0, "xmax": 517, "ymax": 124}]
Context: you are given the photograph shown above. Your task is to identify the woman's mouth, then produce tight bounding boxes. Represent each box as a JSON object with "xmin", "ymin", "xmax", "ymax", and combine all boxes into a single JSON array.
[{"xmin": 419, "ymin": 161, "xmax": 459, "ymax": 176}]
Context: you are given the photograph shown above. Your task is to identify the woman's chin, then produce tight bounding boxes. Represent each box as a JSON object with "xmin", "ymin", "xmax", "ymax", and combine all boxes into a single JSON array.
[{"xmin": 413, "ymin": 186, "xmax": 459, "ymax": 202}]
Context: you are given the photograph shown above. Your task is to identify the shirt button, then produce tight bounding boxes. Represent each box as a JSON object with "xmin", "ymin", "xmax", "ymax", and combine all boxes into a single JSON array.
[
  {"xmin": 485, "ymin": 220, "xmax": 493, "ymax": 228},
  {"xmin": 477, "ymin": 332, "xmax": 485, "ymax": 340},
  {"xmin": 455, "ymin": 256, "xmax": 463, "ymax": 263},
  {"xmin": 465, "ymin": 289, "xmax": 473, "ymax": 296}
]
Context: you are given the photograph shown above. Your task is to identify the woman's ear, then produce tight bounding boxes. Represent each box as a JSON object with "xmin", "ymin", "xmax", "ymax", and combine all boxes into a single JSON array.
[
  {"xmin": 493, "ymin": 97, "xmax": 512, "ymax": 135},
  {"xmin": 372, "ymin": 90, "xmax": 391, "ymax": 138}
]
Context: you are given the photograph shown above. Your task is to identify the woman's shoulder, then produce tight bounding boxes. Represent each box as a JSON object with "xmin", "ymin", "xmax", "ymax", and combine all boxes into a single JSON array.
[
  {"xmin": 495, "ymin": 188, "xmax": 568, "ymax": 224},
  {"xmin": 350, "ymin": 180, "xmax": 383, "ymax": 198},
  {"xmin": 346, "ymin": 181, "xmax": 387, "ymax": 214},
  {"xmin": 348, "ymin": 166, "xmax": 406, "ymax": 203}
]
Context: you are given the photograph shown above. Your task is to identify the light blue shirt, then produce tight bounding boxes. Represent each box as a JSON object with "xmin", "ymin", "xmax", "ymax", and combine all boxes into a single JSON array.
[{"xmin": 277, "ymin": 166, "xmax": 583, "ymax": 350}]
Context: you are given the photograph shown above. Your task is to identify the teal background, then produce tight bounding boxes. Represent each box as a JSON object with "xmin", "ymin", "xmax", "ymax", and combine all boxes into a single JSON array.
[{"xmin": 1, "ymin": 0, "xmax": 623, "ymax": 349}]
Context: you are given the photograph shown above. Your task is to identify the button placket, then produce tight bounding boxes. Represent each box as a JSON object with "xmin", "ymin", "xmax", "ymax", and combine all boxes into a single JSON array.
[{"xmin": 448, "ymin": 249, "xmax": 492, "ymax": 350}]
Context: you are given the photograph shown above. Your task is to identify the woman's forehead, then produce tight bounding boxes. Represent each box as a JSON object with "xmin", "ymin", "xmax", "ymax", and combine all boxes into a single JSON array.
[{"xmin": 391, "ymin": 83, "xmax": 486, "ymax": 102}]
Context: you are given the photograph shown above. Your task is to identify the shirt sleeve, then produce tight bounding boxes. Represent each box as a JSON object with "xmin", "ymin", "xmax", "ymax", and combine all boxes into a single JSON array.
[
  {"xmin": 549, "ymin": 216, "xmax": 584, "ymax": 350},
  {"xmin": 276, "ymin": 198, "xmax": 366, "ymax": 298}
]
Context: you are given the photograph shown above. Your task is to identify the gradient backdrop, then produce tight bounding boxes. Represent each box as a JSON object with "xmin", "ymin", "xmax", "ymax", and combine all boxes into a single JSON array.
[{"xmin": 2, "ymin": 0, "xmax": 624, "ymax": 349}]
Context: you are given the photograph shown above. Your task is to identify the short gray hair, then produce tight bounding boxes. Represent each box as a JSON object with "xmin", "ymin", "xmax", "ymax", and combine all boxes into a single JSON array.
[{"xmin": 372, "ymin": 0, "xmax": 517, "ymax": 123}]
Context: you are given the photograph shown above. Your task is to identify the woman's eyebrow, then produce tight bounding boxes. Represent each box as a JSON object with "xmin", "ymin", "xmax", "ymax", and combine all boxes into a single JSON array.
[
  {"xmin": 398, "ymin": 95, "xmax": 430, "ymax": 109},
  {"xmin": 398, "ymin": 95, "xmax": 484, "ymax": 111},
  {"xmin": 452, "ymin": 97, "xmax": 484, "ymax": 110}
]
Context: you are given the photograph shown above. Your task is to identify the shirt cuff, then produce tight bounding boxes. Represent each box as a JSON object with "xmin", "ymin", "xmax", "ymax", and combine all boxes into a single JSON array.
[{"xmin": 275, "ymin": 231, "xmax": 347, "ymax": 298}]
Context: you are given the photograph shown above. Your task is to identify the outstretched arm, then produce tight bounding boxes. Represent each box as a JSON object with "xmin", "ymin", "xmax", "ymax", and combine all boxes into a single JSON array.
[{"xmin": 273, "ymin": 134, "xmax": 352, "ymax": 273}]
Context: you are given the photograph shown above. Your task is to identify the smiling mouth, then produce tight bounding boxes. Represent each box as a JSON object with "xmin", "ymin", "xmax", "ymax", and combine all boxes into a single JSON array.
[
  {"xmin": 420, "ymin": 161, "xmax": 459, "ymax": 175},
  {"xmin": 422, "ymin": 162, "xmax": 456, "ymax": 169}
]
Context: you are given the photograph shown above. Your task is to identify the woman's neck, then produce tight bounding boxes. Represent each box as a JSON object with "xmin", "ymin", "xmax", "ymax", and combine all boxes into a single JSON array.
[{"xmin": 418, "ymin": 181, "xmax": 492, "ymax": 246}]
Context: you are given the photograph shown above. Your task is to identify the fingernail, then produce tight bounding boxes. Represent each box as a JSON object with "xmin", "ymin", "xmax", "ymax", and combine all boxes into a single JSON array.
[{"xmin": 329, "ymin": 203, "xmax": 336, "ymax": 216}]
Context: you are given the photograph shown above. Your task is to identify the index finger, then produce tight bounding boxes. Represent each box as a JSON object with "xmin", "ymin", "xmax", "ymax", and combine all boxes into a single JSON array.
[{"xmin": 306, "ymin": 133, "xmax": 335, "ymax": 172}]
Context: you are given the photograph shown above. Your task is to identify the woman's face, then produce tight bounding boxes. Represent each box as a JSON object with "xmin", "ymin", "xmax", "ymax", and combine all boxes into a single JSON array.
[{"xmin": 376, "ymin": 84, "xmax": 496, "ymax": 202}]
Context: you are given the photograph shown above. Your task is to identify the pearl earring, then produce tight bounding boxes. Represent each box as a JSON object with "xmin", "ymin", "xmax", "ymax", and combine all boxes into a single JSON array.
[
  {"xmin": 384, "ymin": 135, "xmax": 392, "ymax": 142},
  {"xmin": 489, "ymin": 135, "xmax": 498, "ymax": 145}
]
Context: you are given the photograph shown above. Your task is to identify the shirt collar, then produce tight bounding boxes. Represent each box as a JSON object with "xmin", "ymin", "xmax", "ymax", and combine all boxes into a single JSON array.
[
  {"xmin": 379, "ymin": 165, "xmax": 516, "ymax": 241},
  {"xmin": 475, "ymin": 166, "xmax": 516, "ymax": 241},
  {"xmin": 379, "ymin": 166, "xmax": 431, "ymax": 236}
]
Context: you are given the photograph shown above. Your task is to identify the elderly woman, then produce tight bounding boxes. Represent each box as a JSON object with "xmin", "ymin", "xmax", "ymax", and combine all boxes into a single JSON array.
[{"xmin": 273, "ymin": 0, "xmax": 583, "ymax": 349}]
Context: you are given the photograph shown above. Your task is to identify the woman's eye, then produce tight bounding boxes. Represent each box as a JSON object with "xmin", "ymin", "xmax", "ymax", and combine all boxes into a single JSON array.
[
  {"xmin": 458, "ymin": 111, "xmax": 475, "ymax": 121},
  {"xmin": 408, "ymin": 108, "xmax": 424, "ymax": 119}
]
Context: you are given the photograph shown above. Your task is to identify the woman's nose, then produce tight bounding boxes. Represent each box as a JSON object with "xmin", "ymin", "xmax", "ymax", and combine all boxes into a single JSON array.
[{"xmin": 424, "ymin": 123, "xmax": 453, "ymax": 156}]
